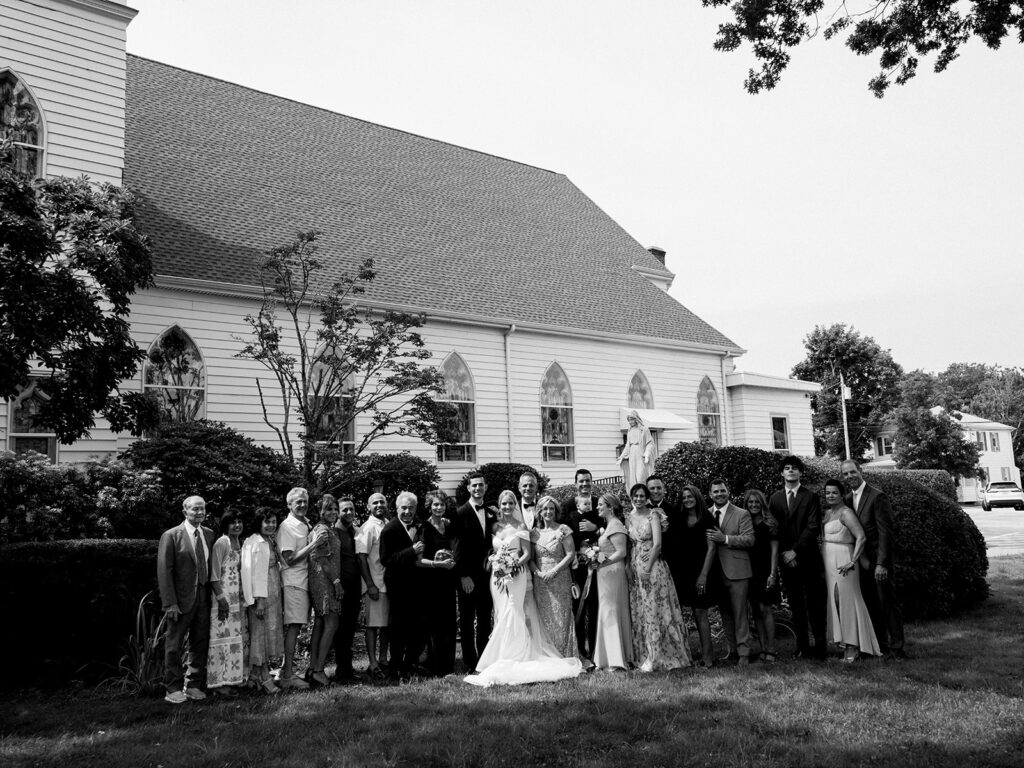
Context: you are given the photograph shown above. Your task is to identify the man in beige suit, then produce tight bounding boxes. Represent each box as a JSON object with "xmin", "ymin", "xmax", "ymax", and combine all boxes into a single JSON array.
[{"xmin": 706, "ymin": 479, "xmax": 755, "ymax": 665}]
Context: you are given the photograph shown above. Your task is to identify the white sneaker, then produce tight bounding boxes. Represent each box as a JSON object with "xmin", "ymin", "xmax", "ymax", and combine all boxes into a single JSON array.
[
  {"xmin": 184, "ymin": 687, "xmax": 207, "ymax": 700},
  {"xmin": 164, "ymin": 690, "xmax": 187, "ymax": 704}
]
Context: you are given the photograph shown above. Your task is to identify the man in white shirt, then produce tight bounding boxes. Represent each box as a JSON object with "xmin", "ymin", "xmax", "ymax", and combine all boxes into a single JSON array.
[
  {"xmin": 157, "ymin": 495, "xmax": 215, "ymax": 703},
  {"xmin": 276, "ymin": 487, "xmax": 326, "ymax": 688},
  {"xmin": 357, "ymin": 492, "xmax": 390, "ymax": 677},
  {"xmin": 518, "ymin": 472, "xmax": 540, "ymax": 529}
]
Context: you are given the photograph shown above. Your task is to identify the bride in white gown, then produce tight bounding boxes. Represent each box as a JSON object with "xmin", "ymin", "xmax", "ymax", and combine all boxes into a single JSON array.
[{"xmin": 465, "ymin": 490, "xmax": 583, "ymax": 687}]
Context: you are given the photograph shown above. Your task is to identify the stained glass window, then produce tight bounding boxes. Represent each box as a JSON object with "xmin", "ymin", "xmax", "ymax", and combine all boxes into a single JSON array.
[
  {"xmin": 144, "ymin": 327, "xmax": 207, "ymax": 423},
  {"xmin": 540, "ymin": 363, "xmax": 574, "ymax": 462},
  {"xmin": 436, "ymin": 353, "xmax": 476, "ymax": 463},
  {"xmin": 696, "ymin": 376, "xmax": 721, "ymax": 447},
  {"xmin": 8, "ymin": 380, "xmax": 56, "ymax": 461},
  {"xmin": 1, "ymin": 70, "xmax": 44, "ymax": 179},
  {"xmin": 628, "ymin": 370, "xmax": 654, "ymax": 409}
]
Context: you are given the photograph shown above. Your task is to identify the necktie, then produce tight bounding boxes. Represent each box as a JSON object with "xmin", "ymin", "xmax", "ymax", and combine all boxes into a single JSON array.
[
  {"xmin": 787, "ymin": 490, "xmax": 795, "ymax": 512},
  {"xmin": 194, "ymin": 528, "xmax": 207, "ymax": 584},
  {"xmin": 715, "ymin": 508, "xmax": 722, "ymax": 526}
]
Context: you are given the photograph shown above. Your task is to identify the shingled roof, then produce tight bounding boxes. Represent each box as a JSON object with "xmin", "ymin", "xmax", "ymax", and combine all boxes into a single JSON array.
[{"xmin": 124, "ymin": 56, "xmax": 739, "ymax": 350}]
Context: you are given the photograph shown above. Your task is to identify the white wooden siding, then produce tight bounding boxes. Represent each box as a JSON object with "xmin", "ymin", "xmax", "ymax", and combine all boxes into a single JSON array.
[
  {"xmin": 728, "ymin": 385, "xmax": 815, "ymax": 457},
  {"xmin": 0, "ymin": 0, "xmax": 131, "ymax": 185}
]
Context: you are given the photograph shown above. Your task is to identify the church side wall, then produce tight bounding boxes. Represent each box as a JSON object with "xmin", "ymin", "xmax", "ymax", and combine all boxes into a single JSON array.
[{"xmin": 728, "ymin": 385, "xmax": 815, "ymax": 457}]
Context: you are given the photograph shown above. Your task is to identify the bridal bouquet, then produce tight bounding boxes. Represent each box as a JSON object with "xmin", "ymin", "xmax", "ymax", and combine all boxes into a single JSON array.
[
  {"xmin": 433, "ymin": 548, "xmax": 453, "ymax": 563},
  {"xmin": 489, "ymin": 546, "xmax": 522, "ymax": 595},
  {"xmin": 577, "ymin": 544, "xmax": 607, "ymax": 571}
]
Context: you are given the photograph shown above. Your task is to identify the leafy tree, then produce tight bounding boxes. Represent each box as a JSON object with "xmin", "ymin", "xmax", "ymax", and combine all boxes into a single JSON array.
[
  {"xmin": 0, "ymin": 148, "xmax": 157, "ymax": 440},
  {"xmin": 893, "ymin": 406, "xmax": 980, "ymax": 480},
  {"xmin": 236, "ymin": 231, "xmax": 457, "ymax": 491},
  {"xmin": 792, "ymin": 324, "xmax": 903, "ymax": 459},
  {"xmin": 702, "ymin": 0, "xmax": 1024, "ymax": 97}
]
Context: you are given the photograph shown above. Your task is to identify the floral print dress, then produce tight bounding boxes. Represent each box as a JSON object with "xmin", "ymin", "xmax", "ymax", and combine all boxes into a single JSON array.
[
  {"xmin": 207, "ymin": 536, "xmax": 249, "ymax": 687},
  {"xmin": 627, "ymin": 510, "xmax": 691, "ymax": 671}
]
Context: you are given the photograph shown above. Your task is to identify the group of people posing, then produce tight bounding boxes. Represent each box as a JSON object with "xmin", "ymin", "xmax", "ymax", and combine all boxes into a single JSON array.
[{"xmin": 156, "ymin": 456, "xmax": 906, "ymax": 701}]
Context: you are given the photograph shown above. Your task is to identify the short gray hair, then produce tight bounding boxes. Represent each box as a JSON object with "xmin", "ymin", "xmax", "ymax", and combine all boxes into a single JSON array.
[
  {"xmin": 286, "ymin": 487, "xmax": 309, "ymax": 505},
  {"xmin": 183, "ymin": 495, "xmax": 205, "ymax": 509},
  {"xmin": 396, "ymin": 491, "xmax": 418, "ymax": 508}
]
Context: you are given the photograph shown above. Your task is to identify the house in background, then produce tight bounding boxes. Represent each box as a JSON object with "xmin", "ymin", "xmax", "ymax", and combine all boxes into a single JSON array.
[
  {"xmin": 1, "ymin": 0, "xmax": 819, "ymax": 491},
  {"xmin": 866, "ymin": 409, "xmax": 1020, "ymax": 503}
]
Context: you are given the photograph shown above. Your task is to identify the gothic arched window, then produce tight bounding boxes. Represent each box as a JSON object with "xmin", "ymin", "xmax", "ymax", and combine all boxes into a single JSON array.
[
  {"xmin": 144, "ymin": 326, "xmax": 207, "ymax": 423},
  {"xmin": 1, "ymin": 70, "xmax": 44, "ymax": 179},
  {"xmin": 436, "ymin": 352, "xmax": 476, "ymax": 463},
  {"xmin": 540, "ymin": 363, "xmax": 574, "ymax": 462},
  {"xmin": 628, "ymin": 370, "xmax": 655, "ymax": 409},
  {"xmin": 696, "ymin": 376, "xmax": 721, "ymax": 447}
]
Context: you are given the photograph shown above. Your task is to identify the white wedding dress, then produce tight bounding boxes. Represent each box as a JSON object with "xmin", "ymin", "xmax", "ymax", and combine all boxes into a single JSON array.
[{"xmin": 465, "ymin": 528, "xmax": 583, "ymax": 687}]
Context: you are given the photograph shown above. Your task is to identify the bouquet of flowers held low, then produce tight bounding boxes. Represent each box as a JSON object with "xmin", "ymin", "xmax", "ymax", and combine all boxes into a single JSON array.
[
  {"xmin": 577, "ymin": 544, "xmax": 607, "ymax": 571},
  {"xmin": 489, "ymin": 545, "xmax": 522, "ymax": 595}
]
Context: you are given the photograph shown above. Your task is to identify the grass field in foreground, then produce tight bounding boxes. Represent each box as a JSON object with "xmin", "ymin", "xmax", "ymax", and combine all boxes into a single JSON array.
[{"xmin": 2, "ymin": 556, "xmax": 1021, "ymax": 768}]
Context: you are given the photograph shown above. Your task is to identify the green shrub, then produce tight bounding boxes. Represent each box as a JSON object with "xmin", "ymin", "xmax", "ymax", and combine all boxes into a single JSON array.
[
  {"xmin": 655, "ymin": 442, "xmax": 791, "ymax": 503},
  {"xmin": 122, "ymin": 421, "xmax": 301, "ymax": 533},
  {"xmin": 327, "ymin": 452, "xmax": 440, "ymax": 523},
  {"xmin": 0, "ymin": 539, "xmax": 158, "ymax": 687},
  {"xmin": 454, "ymin": 463, "xmax": 550, "ymax": 507},
  {"xmin": 879, "ymin": 469, "xmax": 957, "ymax": 502},
  {"xmin": 0, "ymin": 452, "xmax": 164, "ymax": 542},
  {"xmin": 546, "ymin": 481, "xmax": 628, "ymax": 512}
]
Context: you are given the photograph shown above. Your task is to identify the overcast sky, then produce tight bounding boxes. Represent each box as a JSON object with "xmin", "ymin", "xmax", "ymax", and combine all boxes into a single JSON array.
[{"xmin": 125, "ymin": 0, "xmax": 1024, "ymax": 378}]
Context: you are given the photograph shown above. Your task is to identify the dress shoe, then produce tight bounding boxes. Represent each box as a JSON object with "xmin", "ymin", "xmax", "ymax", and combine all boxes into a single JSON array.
[
  {"xmin": 164, "ymin": 690, "xmax": 187, "ymax": 704},
  {"xmin": 184, "ymin": 687, "xmax": 207, "ymax": 700},
  {"xmin": 277, "ymin": 675, "xmax": 309, "ymax": 690},
  {"xmin": 737, "ymin": 656, "xmax": 750, "ymax": 667}
]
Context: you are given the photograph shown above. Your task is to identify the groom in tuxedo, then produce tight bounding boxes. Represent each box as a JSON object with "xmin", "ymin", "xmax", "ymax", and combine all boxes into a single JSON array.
[
  {"xmin": 380, "ymin": 491, "xmax": 426, "ymax": 680},
  {"xmin": 454, "ymin": 472, "xmax": 496, "ymax": 672},
  {"xmin": 518, "ymin": 472, "xmax": 540, "ymax": 529},
  {"xmin": 841, "ymin": 460, "xmax": 906, "ymax": 659},
  {"xmin": 570, "ymin": 468, "xmax": 601, "ymax": 661}
]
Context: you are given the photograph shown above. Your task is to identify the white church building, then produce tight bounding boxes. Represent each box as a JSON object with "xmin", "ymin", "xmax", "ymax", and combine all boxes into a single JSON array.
[{"xmin": 1, "ymin": 0, "xmax": 818, "ymax": 490}]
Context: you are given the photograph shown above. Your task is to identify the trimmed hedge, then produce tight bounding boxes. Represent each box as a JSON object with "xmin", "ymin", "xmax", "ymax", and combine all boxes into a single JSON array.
[
  {"xmin": 0, "ymin": 539, "xmax": 158, "ymax": 687},
  {"xmin": 882, "ymin": 469, "xmax": 957, "ymax": 503},
  {"xmin": 328, "ymin": 452, "xmax": 440, "ymax": 524},
  {"xmin": 652, "ymin": 441, "xmax": 988, "ymax": 619},
  {"xmin": 454, "ymin": 463, "xmax": 550, "ymax": 507}
]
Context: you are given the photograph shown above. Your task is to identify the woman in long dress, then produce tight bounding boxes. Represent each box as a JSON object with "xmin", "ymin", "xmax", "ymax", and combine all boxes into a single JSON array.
[
  {"xmin": 821, "ymin": 479, "xmax": 881, "ymax": 662},
  {"xmin": 670, "ymin": 484, "xmax": 717, "ymax": 667},
  {"xmin": 742, "ymin": 489, "xmax": 782, "ymax": 663},
  {"xmin": 529, "ymin": 496, "xmax": 577, "ymax": 658},
  {"xmin": 418, "ymin": 492, "xmax": 458, "ymax": 676},
  {"xmin": 617, "ymin": 410, "xmax": 657, "ymax": 488},
  {"xmin": 307, "ymin": 495, "xmax": 343, "ymax": 687},
  {"xmin": 207, "ymin": 510, "xmax": 248, "ymax": 695},
  {"xmin": 627, "ymin": 484, "xmax": 691, "ymax": 672},
  {"xmin": 241, "ymin": 508, "xmax": 285, "ymax": 693},
  {"xmin": 465, "ymin": 490, "xmax": 583, "ymax": 687},
  {"xmin": 592, "ymin": 493, "xmax": 633, "ymax": 671}
]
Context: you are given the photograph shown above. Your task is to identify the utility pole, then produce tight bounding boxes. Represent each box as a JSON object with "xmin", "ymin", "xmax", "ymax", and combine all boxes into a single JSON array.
[{"xmin": 839, "ymin": 372, "xmax": 852, "ymax": 460}]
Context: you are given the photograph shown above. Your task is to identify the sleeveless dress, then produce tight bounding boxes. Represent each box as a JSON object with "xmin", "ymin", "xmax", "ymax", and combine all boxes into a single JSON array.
[
  {"xmin": 822, "ymin": 514, "xmax": 881, "ymax": 656},
  {"xmin": 207, "ymin": 536, "xmax": 248, "ymax": 687},
  {"xmin": 627, "ymin": 510, "xmax": 691, "ymax": 671},
  {"xmin": 593, "ymin": 518, "xmax": 633, "ymax": 670},
  {"xmin": 530, "ymin": 525, "xmax": 578, "ymax": 658},
  {"xmin": 465, "ymin": 527, "xmax": 583, "ymax": 687}
]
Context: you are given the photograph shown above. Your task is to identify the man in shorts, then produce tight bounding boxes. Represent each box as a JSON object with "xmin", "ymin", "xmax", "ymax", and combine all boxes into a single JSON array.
[
  {"xmin": 357, "ymin": 492, "xmax": 390, "ymax": 677},
  {"xmin": 276, "ymin": 487, "xmax": 326, "ymax": 689}
]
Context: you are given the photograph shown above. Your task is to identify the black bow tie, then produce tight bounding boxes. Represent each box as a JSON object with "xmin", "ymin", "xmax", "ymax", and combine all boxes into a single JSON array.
[
  {"xmin": 475, "ymin": 506, "xmax": 486, "ymax": 513},
  {"xmin": 523, "ymin": 503, "xmax": 536, "ymax": 508}
]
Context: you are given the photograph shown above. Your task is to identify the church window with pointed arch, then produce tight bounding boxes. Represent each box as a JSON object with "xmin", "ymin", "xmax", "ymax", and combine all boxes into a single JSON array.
[
  {"xmin": 1, "ymin": 70, "xmax": 45, "ymax": 179},
  {"xmin": 627, "ymin": 370, "xmax": 654, "ymax": 409},
  {"xmin": 143, "ymin": 326, "xmax": 207, "ymax": 422},
  {"xmin": 696, "ymin": 376, "xmax": 721, "ymax": 447},
  {"xmin": 541, "ymin": 363, "xmax": 575, "ymax": 462},
  {"xmin": 436, "ymin": 352, "xmax": 476, "ymax": 462}
]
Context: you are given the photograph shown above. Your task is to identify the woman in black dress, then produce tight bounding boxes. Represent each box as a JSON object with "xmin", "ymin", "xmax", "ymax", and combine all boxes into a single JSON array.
[
  {"xmin": 673, "ymin": 484, "xmax": 718, "ymax": 667},
  {"xmin": 417, "ymin": 492, "xmax": 458, "ymax": 676},
  {"xmin": 742, "ymin": 488, "xmax": 781, "ymax": 663}
]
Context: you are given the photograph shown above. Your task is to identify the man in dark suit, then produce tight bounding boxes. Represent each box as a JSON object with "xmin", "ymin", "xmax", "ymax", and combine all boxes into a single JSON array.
[
  {"xmin": 768, "ymin": 456, "xmax": 827, "ymax": 659},
  {"xmin": 647, "ymin": 474, "xmax": 681, "ymax": 573},
  {"xmin": 570, "ymin": 468, "xmax": 601, "ymax": 662},
  {"xmin": 157, "ymin": 495, "xmax": 215, "ymax": 704},
  {"xmin": 842, "ymin": 460, "xmax": 906, "ymax": 659},
  {"xmin": 332, "ymin": 496, "xmax": 363, "ymax": 682},
  {"xmin": 454, "ymin": 471, "xmax": 496, "ymax": 672},
  {"xmin": 706, "ymin": 479, "xmax": 755, "ymax": 665},
  {"xmin": 380, "ymin": 491, "xmax": 426, "ymax": 680}
]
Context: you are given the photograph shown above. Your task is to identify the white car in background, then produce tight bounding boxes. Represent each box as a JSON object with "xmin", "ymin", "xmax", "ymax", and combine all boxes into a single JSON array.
[{"xmin": 979, "ymin": 482, "xmax": 1024, "ymax": 511}]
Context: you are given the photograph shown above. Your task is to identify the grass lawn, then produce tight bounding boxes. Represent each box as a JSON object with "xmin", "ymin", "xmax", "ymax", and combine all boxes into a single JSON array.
[{"xmin": 2, "ymin": 556, "xmax": 1022, "ymax": 768}]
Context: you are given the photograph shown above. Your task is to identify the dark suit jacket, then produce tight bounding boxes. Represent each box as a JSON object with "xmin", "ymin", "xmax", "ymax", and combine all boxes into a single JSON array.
[
  {"xmin": 379, "ymin": 518, "xmax": 422, "ymax": 594},
  {"xmin": 157, "ymin": 521, "xmax": 214, "ymax": 613},
  {"xmin": 768, "ymin": 485, "xmax": 821, "ymax": 557},
  {"xmin": 845, "ymin": 482, "xmax": 894, "ymax": 569},
  {"xmin": 453, "ymin": 501, "xmax": 496, "ymax": 580},
  {"xmin": 567, "ymin": 494, "xmax": 602, "ymax": 549}
]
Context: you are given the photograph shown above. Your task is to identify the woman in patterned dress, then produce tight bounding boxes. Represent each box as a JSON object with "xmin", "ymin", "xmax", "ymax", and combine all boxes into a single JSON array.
[
  {"xmin": 207, "ymin": 510, "xmax": 248, "ymax": 695},
  {"xmin": 626, "ymin": 483, "xmax": 691, "ymax": 672},
  {"xmin": 308, "ymin": 494, "xmax": 343, "ymax": 687},
  {"xmin": 241, "ymin": 507, "xmax": 285, "ymax": 693},
  {"xmin": 529, "ymin": 496, "xmax": 577, "ymax": 658}
]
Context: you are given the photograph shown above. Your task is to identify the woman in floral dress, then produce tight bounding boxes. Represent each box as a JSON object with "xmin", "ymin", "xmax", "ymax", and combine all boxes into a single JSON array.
[
  {"xmin": 308, "ymin": 494, "xmax": 343, "ymax": 687},
  {"xmin": 241, "ymin": 507, "xmax": 285, "ymax": 693},
  {"xmin": 627, "ymin": 483, "xmax": 691, "ymax": 671},
  {"xmin": 529, "ymin": 496, "xmax": 577, "ymax": 658},
  {"xmin": 208, "ymin": 510, "xmax": 248, "ymax": 695}
]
